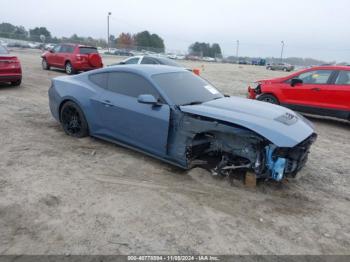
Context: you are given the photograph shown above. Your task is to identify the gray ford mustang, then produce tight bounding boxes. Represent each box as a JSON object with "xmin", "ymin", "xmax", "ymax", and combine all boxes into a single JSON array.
[{"xmin": 49, "ymin": 65, "xmax": 316, "ymax": 181}]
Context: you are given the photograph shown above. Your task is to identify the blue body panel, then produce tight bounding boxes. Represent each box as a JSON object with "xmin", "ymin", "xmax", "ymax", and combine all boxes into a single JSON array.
[
  {"xmin": 48, "ymin": 65, "xmax": 316, "ymax": 179},
  {"xmin": 180, "ymin": 96, "xmax": 314, "ymax": 148}
]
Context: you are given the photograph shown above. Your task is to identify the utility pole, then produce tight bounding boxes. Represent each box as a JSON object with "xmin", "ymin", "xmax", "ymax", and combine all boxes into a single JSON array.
[
  {"xmin": 107, "ymin": 12, "xmax": 112, "ymax": 53},
  {"xmin": 280, "ymin": 41, "xmax": 285, "ymax": 62},
  {"xmin": 236, "ymin": 40, "xmax": 239, "ymax": 62}
]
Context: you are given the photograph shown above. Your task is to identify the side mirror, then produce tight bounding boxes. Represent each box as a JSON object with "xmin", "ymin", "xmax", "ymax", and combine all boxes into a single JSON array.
[
  {"xmin": 291, "ymin": 78, "xmax": 303, "ymax": 87},
  {"xmin": 49, "ymin": 49, "xmax": 54, "ymax": 53},
  {"xmin": 137, "ymin": 94, "xmax": 159, "ymax": 105},
  {"xmin": 119, "ymin": 61, "xmax": 126, "ymax": 65}
]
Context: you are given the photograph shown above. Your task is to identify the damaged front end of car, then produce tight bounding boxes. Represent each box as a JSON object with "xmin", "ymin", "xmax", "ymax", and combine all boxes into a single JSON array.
[{"xmin": 169, "ymin": 109, "xmax": 316, "ymax": 182}]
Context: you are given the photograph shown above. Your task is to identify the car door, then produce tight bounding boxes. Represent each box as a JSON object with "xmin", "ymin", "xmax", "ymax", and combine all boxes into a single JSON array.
[
  {"xmin": 282, "ymin": 69, "xmax": 334, "ymax": 108},
  {"xmin": 48, "ymin": 45, "xmax": 61, "ymax": 66},
  {"xmin": 56, "ymin": 45, "xmax": 67, "ymax": 68},
  {"xmin": 90, "ymin": 71, "xmax": 170, "ymax": 156}
]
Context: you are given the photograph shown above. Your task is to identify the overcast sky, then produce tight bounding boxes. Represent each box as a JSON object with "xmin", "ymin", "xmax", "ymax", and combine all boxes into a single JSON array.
[{"xmin": 1, "ymin": 0, "xmax": 349, "ymax": 61}]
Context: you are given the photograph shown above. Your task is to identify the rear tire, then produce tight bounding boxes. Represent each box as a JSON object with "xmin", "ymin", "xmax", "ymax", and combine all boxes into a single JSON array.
[
  {"xmin": 257, "ymin": 94, "xmax": 279, "ymax": 105},
  {"xmin": 65, "ymin": 62, "xmax": 76, "ymax": 75},
  {"xmin": 283, "ymin": 67, "xmax": 288, "ymax": 72},
  {"xmin": 42, "ymin": 58, "xmax": 50, "ymax": 70},
  {"xmin": 60, "ymin": 101, "xmax": 89, "ymax": 138},
  {"xmin": 11, "ymin": 79, "xmax": 21, "ymax": 86},
  {"xmin": 266, "ymin": 66, "xmax": 271, "ymax": 70}
]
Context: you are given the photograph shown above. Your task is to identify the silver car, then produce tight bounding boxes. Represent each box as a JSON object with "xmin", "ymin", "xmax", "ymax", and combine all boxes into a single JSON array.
[{"xmin": 266, "ymin": 63, "xmax": 295, "ymax": 72}]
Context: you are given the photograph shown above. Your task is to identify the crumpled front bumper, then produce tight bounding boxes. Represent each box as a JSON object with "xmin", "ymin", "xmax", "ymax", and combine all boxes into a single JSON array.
[
  {"xmin": 247, "ymin": 83, "xmax": 262, "ymax": 99},
  {"xmin": 265, "ymin": 133, "xmax": 317, "ymax": 181}
]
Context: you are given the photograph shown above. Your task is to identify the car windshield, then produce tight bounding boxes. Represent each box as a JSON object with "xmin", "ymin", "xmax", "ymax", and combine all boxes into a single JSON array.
[
  {"xmin": 0, "ymin": 45, "xmax": 9, "ymax": 54},
  {"xmin": 152, "ymin": 71, "xmax": 223, "ymax": 105},
  {"xmin": 79, "ymin": 47, "xmax": 98, "ymax": 54},
  {"xmin": 154, "ymin": 57, "xmax": 181, "ymax": 67}
]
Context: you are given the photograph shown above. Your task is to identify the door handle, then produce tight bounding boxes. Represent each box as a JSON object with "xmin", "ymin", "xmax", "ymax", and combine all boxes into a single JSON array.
[
  {"xmin": 311, "ymin": 87, "xmax": 321, "ymax": 91},
  {"xmin": 101, "ymin": 100, "xmax": 113, "ymax": 107}
]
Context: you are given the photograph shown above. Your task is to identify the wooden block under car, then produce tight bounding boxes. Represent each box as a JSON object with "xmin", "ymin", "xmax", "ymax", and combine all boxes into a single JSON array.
[{"xmin": 245, "ymin": 172, "xmax": 257, "ymax": 188}]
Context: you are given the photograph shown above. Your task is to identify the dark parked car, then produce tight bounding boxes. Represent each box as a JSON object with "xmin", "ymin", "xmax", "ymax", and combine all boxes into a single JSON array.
[
  {"xmin": 41, "ymin": 44, "xmax": 103, "ymax": 75},
  {"xmin": 0, "ymin": 45, "xmax": 22, "ymax": 86},
  {"xmin": 114, "ymin": 49, "xmax": 133, "ymax": 56},
  {"xmin": 252, "ymin": 59, "xmax": 266, "ymax": 66},
  {"xmin": 266, "ymin": 63, "xmax": 294, "ymax": 72},
  {"xmin": 49, "ymin": 65, "xmax": 316, "ymax": 182}
]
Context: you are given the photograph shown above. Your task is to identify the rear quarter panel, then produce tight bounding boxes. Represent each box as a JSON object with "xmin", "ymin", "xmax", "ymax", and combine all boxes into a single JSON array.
[{"xmin": 49, "ymin": 76, "xmax": 97, "ymax": 125}]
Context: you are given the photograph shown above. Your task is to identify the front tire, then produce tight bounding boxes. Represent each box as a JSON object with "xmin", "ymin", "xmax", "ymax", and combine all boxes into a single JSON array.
[
  {"xmin": 65, "ymin": 62, "xmax": 76, "ymax": 75},
  {"xmin": 11, "ymin": 79, "xmax": 21, "ymax": 86},
  {"xmin": 257, "ymin": 94, "xmax": 279, "ymax": 105},
  {"xmin": 42, "ymin": 58, "xmax": 50, "ymax": 70},
  {"xmin": 60, "ymin": 101, "xmax": 89, "ymax": 138}
]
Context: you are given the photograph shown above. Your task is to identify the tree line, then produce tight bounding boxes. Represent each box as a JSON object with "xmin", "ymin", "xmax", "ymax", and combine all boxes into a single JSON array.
[
  {"xmin": 1, "ymin": 22, "xmax": 226, "ymax": 58},
  {"xmin": 188, "ymin": 42, "xmax": 222, "ymax": 58},
  {"xmin": 114, "ymin": 31, "xmax": 165, "ymax": 53},
  {"xmin": 0, "ymin": 22, "xmax": 166, "ymax": 52}
]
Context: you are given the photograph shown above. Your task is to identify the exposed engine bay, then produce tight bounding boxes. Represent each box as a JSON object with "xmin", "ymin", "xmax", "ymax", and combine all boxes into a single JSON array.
[{"xmin": 170, "ymin": 112, "xmax": 317, "ymax": 182}]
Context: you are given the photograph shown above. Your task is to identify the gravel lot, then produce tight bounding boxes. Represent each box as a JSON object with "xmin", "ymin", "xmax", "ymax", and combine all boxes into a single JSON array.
[{"xmin": 0, "ymin": 49, "xmax": 349, "ymax": 255}]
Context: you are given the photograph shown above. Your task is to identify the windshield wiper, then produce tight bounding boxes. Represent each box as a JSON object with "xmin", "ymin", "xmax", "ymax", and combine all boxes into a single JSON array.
[{"xmin": 181, "ymin": 101, "xmax": 203, "ymax": 106}]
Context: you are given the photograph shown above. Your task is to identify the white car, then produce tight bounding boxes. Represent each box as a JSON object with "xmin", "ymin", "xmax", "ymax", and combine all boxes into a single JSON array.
[
  {"xmin": 117, "ymin": 55, "xmax": 183, "ymax": 67},
  {"xmin": 44, "ymin": 43, "xmax": 56, "ymax": 50},
  {"xmin": 111, "ymin": 55, "xmax": 201, "ymax": 75},
  {"xmin": 203, "ymin": 57, "xmax": 216, "ymax": 62}
]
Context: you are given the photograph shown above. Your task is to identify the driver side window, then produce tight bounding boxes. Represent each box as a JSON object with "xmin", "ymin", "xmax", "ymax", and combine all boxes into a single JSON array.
[
  {"xmin": 52, "ymin": 45, "xmax": 61, "ymax": 53},
  {"xmin": 297, "ymin": 70, "xmax": 333, "ymax": 84},
  {"xmin": 107, "ymin": 72, "xmax": 165, "ymax": 103}
]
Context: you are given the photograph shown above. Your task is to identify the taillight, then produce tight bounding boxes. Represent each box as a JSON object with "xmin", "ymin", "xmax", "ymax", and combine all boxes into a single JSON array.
[
  {"xmin": 76, "ymin": 54, "xmax": 82, "ymax": 61},
  {"xmin": 0, "ymin": 56, "xmax": 20, "ymax": 68}
]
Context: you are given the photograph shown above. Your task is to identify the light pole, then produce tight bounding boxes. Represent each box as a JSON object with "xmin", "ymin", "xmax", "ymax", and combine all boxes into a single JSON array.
[
  {"xmin": 280, "ymin": 41, "xmax": 285, "ymax": 62},
  {"xmin": 236, "ymin": 40, "xmax": 239, "ymax": 62},
  {"xmin": 107, "ymin": 12, "xmax": 112, "ymax": 53}
]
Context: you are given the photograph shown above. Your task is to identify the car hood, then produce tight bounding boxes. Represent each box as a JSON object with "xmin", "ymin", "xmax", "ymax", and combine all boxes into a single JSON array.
[
  {"xmin": 180, "ymin": 96, "xmax": 315, "ymax": 148},
  {"xmin": 256, "ymin": 76, "xmax": 288, "ymax": 84}
]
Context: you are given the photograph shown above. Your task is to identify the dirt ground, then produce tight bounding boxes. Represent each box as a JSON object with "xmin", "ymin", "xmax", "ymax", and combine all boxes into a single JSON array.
[{"xmin": 0, "ymin": 49, "xmax": 349, "ymax": 255}]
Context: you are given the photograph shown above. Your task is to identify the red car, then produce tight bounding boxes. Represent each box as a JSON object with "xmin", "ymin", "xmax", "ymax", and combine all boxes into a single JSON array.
[
  {"xmin": 41, "ymin": 44, "xmax": 103, "ymax": 75},
  {"xmin": 248, "ymin": 66, "xmax": 350, "ymax": 120},
  {"xmin": 0, "ymin": 45, "xmax": 22, "ymax": 86}
]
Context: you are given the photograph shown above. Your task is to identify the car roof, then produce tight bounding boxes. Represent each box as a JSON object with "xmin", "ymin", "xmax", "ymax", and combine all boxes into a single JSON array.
[
  {"xmin": 309, "ymin": 65, "xmax": 350, "ymax": 71},
  {"xmin": 87, "ymin": 64, "xmax": 186, "ymax": 77},
  {"xmin": 59, "ymin": 43, "xmax": 96, "ymax": 48}
]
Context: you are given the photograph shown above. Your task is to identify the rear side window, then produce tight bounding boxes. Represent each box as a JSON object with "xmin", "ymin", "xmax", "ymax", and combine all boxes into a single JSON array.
[
  {"xmin": 60, "ymin": 45, "xmax": 74, "ymax": 53},
  {"xmin": 66, "ymin": 46, "xmax": 74, "ymax": 53},
  {"xmin": 297, "ymin": 70, "xmax": 333, "ymax": 84},
  {"xmin": 89, "ymin": 73, "xmax": 108, "ymax": 89},
  {"xmin": 335, "ymin": 71, "xmax": 350, "ymax": 85},
  {"xmin": 0, "ymin": 45, "xmax": 8, "ymax": 54},
  {"xmin": 107, "ymin": 72, "xmax": 159, "ymax": 98},
  {"xmin": 79, "ymin": 47, "xmax": 98, "ymax": 54},
  {"xmin": 141, "ymin": 57, "xmax": 158, "ymax": 64}
]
